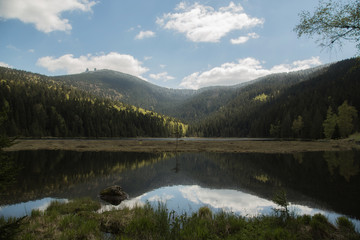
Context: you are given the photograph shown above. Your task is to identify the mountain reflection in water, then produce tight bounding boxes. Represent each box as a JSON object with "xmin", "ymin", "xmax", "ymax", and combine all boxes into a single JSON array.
[{"xmin": 1, "ymin": 150, "xmax": 359, "ymax": 229}]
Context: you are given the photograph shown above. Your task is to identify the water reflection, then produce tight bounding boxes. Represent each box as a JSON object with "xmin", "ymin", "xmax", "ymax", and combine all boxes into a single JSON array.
[
  {"xmin": 1, "ymin": 150, "xmax": 360, "ymax": 225},
  {"xmin": 101, "ymin": 185, "xmax": 360, "ymax": 231},
  {"xmin": 323, "ymin": 151, "xmax": 360, "ymax": 182},
  {"xmin": 0, "ymin": 198, "xmax": 67, "ymax": 219},
  {"xmin": 0, "ymin": 151, "xmax": 20, "ymax": 193}
]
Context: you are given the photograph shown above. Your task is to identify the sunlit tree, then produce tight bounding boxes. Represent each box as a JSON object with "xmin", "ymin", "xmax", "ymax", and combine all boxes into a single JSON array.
[
  {"xmin": 323, "ymin": 101, "xmax": 358, "ymax": 139},
  {"xmin": 323, "ymin": 106, "xmax": 337, "ymax": 139},
  {"xmin": 337, "ymin": 100, "xmax": 358, "ymax": 137},
  {"xmin": 294, "ymin": 0, "xmax": 360, "ymax": 52},
  {"xmin": 291, "ymin": 115, "xmax": 304, "ymax": 138}
]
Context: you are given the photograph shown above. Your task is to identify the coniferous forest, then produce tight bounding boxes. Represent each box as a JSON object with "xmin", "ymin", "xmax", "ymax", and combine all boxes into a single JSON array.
[
  {"xmin": 189, "ymin": 58, "xmax": 360, "ymax": 139},
  {"xmin": 0, "ymin": 68, "xmax": 187, "ymax": 138},
  {"xmin": 0, "ymin": 58, "xmax": 359, "ymax": 139}
]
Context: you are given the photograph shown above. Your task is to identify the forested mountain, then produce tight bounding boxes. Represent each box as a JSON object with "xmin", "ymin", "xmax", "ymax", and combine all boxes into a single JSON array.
[
  {"xmin": 53, "ymin": 65, "xmax": 329, "ymax": 123},
  {"xmin": 0, "ymin": 67, "xmax": 187, "ymax": 138},
  {"xmin": 170, "ymin": 65, "xmax": 329, "ymax": 122},
  {"xmin": 1, "ymin": 58, "xmax": 359, "ymax": 139},
  {"xmin": 190, "ymin": 58, "xmax": 360, "ymax": 139},
  {"xmin": 54, "ymin": 70, "xmax": 196, "ymax": 114}
]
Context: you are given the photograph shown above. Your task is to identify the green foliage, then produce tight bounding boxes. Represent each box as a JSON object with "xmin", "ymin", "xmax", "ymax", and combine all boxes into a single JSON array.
[
  {"xmin": 323, "ymin": 101, "xmax": 358, "ymax": 139},
  {"xmin": 55, "ymin": 69, "xmax": 196, "ymax": 116},
  {"xmin": 191, "ymin": 58, "xmax": 360, "ymax": 139},
  {"xmin": 46, "ymin": 198, "xmax": 101, "ymax": 215},
  {"xmin": 294, "ymin": 0, "xmax": 360, "ymax": 52},
  {"xmin": 291, "ymin": 115, "xmax": 304, "ymax": 138},
  {"xmin": 337, "ymin": 100, "xmax": 358, "ymax": 137},
  {"xmin": 272, "ymin": 189, "xmax": 290, "ymax": 221},
  {"xmin": 1, "ymin": 58, "xmax": 360, "ymax": 140},
  {"xmin": 323, "ymin": 107, "xmax": 338, "ymax": 139},
  {"xmin": 336, "ymin": 216, "xmax": 355, "ymax": 232},
  {"xmin": 0, "ymin": 67, "xmax": 187, "ymax": 138},
  {"xmin": 7, "ymin": 198, "xmax": 360, "ymax": 240}
]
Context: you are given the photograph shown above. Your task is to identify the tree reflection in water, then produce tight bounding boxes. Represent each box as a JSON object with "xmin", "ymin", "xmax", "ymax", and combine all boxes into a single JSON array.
[{"xmin": 1, "ymin": 150, "xmax": 360, "ymax": 223}]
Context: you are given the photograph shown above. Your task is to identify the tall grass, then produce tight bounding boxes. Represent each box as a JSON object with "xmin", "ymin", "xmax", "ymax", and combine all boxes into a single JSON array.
[{"xmin": 2, "ymin": 198, "xmax": 359, "ymax": 240}]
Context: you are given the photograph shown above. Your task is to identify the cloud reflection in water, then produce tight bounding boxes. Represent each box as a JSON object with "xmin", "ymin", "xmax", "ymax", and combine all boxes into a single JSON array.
[{"xmin": 101, "ymin": 185, "xmax": 360, "ymax": 231}]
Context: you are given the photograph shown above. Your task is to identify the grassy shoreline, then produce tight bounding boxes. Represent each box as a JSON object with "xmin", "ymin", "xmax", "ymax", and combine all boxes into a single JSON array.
[
  {"xmin": 1, "ymin": 198, "xmax": 359, "ymax": 240},
  {"xmin": 4, "ymin": 138, "xmax": 360, "ymax": 153}
]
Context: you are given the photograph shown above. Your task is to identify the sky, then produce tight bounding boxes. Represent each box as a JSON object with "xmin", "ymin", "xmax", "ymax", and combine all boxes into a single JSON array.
[{"xmin": 0, "ymin": 0, "xmax": 357, "ymax": 89}]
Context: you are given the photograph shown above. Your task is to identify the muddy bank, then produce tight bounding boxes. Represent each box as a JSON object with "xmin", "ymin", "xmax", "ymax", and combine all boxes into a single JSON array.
[{"xmin": 4, "ymin": 138, "xmax": 360, "ymax": 153}]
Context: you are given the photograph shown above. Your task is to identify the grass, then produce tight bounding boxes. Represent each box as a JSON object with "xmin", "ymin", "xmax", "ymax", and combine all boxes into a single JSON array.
[
  {"xmin": 1, "ymin": 198, "xmax": 359, "ymax": 240},
  {"xmin": 5, "ymin": 138, "xmax": 360, "ymax": 153},
  {"xmin": 349, "ymin": 132, "xmax": 360, "ymax": 142}
]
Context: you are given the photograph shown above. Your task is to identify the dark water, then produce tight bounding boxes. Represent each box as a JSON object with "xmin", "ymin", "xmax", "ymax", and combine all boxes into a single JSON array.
[{"xmin": 1, "ymin": 150, "xmax": 360, "ymax": 229}]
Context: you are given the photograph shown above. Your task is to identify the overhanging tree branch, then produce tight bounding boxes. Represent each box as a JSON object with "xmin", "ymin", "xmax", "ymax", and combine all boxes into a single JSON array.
[{"xmin": 294, "ymin": 0, "xmax": 360, "ymax": 53}]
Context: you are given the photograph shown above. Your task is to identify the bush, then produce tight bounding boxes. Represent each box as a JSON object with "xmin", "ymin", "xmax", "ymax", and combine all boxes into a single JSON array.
[{"xmin": 336, "ymin": 216, "xmax": 355, "ymax": 232}]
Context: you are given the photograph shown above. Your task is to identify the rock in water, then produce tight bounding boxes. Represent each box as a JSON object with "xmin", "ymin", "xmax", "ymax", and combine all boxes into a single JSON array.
[{"xmin": 100, "ymin": 185, "xmax": 129, "ymax": 205}]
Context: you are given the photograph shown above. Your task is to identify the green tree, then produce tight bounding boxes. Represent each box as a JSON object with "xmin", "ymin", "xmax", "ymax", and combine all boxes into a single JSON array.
[
  {"xmin": 269, "ymin": 121, "xmax": 281, "ymax": 138},
  {"xmin": 337, "ymin": 100, "xmax": 358, "ymax": 137},
  {"xmin": 323, "ymin": 106, "xmax": 337, "ymax": 139},
  {"xmin": 323, "ymin": 107, "xmax": 335, "ymax": 139},
  {"xmin": 291, "ymin": 115, "xmax": 304, "ymax": 138},
  {"xmin": 294, "ymin": 0, "xmax": 360, "ymax": 52},
  {"xmin": 0, "ymin": 106, "xmax": 13, "ymax": 150}
]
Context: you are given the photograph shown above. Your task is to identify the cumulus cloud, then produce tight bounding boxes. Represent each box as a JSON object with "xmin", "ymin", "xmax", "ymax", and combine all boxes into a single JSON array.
[
  {"xmin": 135, "ymin": 30, "xmax": 156, "ymax": 40},
  {"xmin": 149, "ymin": 72, "xmax": 175, "ymax": 82},
  {"xmin": 37, "ymin": 52, "xmax": 149, "ymax": 77},
  {"xmin": 0, "ymin": 0, "xmax": 96, "ymax": 33},
  {"xmin": 156, "ymin": 1, "xmax": 263, "ymax": 43},
  {"xmin": 180, "ymin": 57, "xmax": 322, "ymax": 89},
  {"xmin": 231, "ymin": 32, "xmax": 259, "ymax": 44},
  {"xmin": 0, "ymin": 61, "xmax": 13, "ymax": 68}
]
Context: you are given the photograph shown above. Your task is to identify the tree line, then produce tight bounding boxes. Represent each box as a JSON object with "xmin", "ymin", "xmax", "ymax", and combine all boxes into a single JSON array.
[
  {"xmin": 189, "ymin": 58, "xmax": 360, "ymax": 139},
  {"xmin": 0, "ymin": 67, "xmax": 187, "ymax": 138}
]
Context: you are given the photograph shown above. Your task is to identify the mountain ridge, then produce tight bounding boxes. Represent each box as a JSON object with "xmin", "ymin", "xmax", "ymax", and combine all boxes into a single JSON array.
[
  {"xmin": 1, "ymin": 58, "xmax": 359, "ymax": 139},
  {"xmin": 52, "ymin": 62, "xmax": 331, "ymax": 122}
]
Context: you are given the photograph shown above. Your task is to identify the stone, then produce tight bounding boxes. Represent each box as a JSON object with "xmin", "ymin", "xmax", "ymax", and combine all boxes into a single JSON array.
[{"xmin": 100, "ymin": 185, "xmax": 129, "ymax": 205}]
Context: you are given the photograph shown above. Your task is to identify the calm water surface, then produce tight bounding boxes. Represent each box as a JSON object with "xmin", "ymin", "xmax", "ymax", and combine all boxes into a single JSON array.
[{"xmin": 1, "ymin": 150, "xmax": 359, "ymax": 229}]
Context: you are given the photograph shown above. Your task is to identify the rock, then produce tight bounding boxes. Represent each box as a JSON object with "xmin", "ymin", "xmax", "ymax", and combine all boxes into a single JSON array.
[{"xmin": 100, "ymin": 185, "xmax": 129, "ymax": 205}]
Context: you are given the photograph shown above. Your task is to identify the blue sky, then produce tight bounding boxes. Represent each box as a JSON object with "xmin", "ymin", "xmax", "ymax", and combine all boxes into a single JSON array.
[{"xmin": 0, "ymin": 0, "xmax": 357, "ymax": 89}]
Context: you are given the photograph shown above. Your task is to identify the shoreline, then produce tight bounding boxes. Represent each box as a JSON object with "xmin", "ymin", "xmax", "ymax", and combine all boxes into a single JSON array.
[{"xmin": 4, "ymin": 138, "xmax": 360, "ymax": 153}]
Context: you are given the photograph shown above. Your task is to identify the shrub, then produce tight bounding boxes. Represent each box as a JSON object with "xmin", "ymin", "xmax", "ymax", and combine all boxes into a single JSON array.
[{"xmin": 336, "ymin": 216, "xmax": 355, "ymax": 232}]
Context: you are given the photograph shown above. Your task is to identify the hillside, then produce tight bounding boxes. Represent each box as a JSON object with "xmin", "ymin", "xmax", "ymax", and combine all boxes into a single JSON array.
[
  {"xmin": 54, "ymin": 70, "xmax": 196, "ymax": 114},
  {"xmin": 1, "ymin": 58, "xmax": 359, "ymax": 139},
  {"xmin": 53, "ymin": 65, "xmax": 329, "ymax": 123},
  {"xmin": 191, "ymin": 58, "xmax": 360, "ymax": 139},
  {"xmin": 0, "ymin": 67, "xmax": 187, "ymax": 138},
  {"xmin": 170, "ymin": 65, "xmax": 329, "ymax": 122}
]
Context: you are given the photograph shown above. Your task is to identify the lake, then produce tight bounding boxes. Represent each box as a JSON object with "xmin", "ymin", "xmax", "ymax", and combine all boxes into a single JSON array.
[{"xmin": 1, "ymin": 150, "xmax": 360, "ymax": 230}]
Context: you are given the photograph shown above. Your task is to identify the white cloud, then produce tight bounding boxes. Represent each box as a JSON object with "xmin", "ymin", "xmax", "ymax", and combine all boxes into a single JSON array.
[
  {"xmin": 135, "ymin": 30, "xmax": 156, "ymax": 40},
  {"xmin": 6, "ymin": 44, "xmax": 20, "ymax": 51},
  {"xmin": 149, "ymin": 72, "xmax": 175, "ymax": 82},
  {"xmin": 0, "ymin": 0, "xmax": 96, "ymax": 33},
  {"xmin": 180, "ymin": 57, "xmax": 322, "ymax": 89},
  {"xmin": 37, "ymin": 52, "xmax": 149, "ymax": 77},
  {"xmin": 0, "ymin": 61, "xmax": 12, "ymax": 68},
  {"xmin": 231, "ymin": 32, "xmax": 259, "ymax": 44},
  {"xmin": 156, "ymin": 1, "xmax": 263, "ymax": 43}
]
